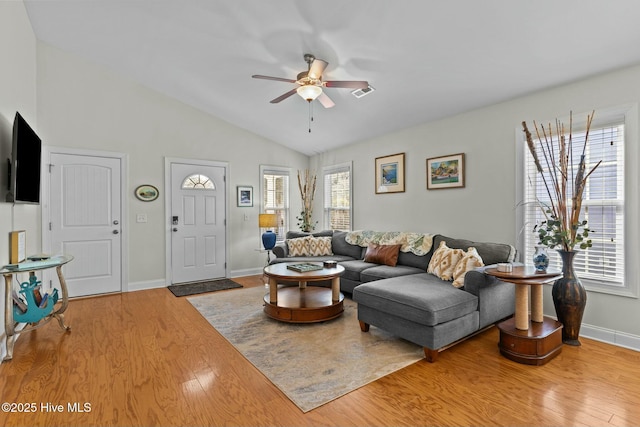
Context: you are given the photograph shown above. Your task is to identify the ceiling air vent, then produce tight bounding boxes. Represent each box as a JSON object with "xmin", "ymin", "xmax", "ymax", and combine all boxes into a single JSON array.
[{"xmin": 351, "ymin": 85, "xmax": 375, "ymax": 98}]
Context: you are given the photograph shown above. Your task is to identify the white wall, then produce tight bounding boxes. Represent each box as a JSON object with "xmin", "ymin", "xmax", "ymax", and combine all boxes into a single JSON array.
[
  {"xmin": 35, "ymin": 43, "xmax": 308, "ymax": 285},
  {"xmin": 0, "ymin": 1, "xmax": 39, "ymax": 360},
  {"xmin": 311, "ymin": 64, "xmax": 640, "ymax": 342}
]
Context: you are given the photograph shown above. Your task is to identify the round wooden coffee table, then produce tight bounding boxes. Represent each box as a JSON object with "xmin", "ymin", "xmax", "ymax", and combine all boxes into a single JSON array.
[{"xmin": 263, "ymin": 262, "xmax": 345, "ymax": 323}]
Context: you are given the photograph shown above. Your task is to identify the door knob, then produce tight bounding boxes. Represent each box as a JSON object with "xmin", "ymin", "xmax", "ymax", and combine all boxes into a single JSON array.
[
  {"xmin": 113, "ymin": 230, "xmax": 119, "ymax": 234},
  {"xmin": 173, "ymin": 228, "xmax": 178, "ymax": 232}
]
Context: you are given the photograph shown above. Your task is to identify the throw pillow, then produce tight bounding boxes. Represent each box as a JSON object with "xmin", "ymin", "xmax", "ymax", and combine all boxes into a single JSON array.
[
  {"xmin": 427, "ymin": 241, "xmax": 465, "ymax": 281},
  {"xmin": 452, "ymin": 247, "xmax": 485, "ymax": 288},
  {"xmin": 308, "ymin": 236, "xmax": 333, "ymax": 256},
  {"xmin": 287, "ymin": 237, "xmax": 310, "ymax": 257},
  {"xmin": 364, "ymin": 244, "xmax": 401, "ymax": 267}
]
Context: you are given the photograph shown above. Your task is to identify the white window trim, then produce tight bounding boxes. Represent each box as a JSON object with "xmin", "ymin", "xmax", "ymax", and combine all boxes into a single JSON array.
[
  {"xmin": 260, "ymin": 164, "xmax": 291, "ymax": 242},
  {"xmin": 322, "ymin": 161, "xmax": 353, "ymax": 231},
  {"xmin": 515, "ymin": 104, "xmax": 639, "ymax": 298}
]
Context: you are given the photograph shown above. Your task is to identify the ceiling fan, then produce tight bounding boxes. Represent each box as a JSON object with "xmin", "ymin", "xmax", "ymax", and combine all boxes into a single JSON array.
[{"xmin": 252, "ymin": 54, "xmax": 369, "ymax": 109}]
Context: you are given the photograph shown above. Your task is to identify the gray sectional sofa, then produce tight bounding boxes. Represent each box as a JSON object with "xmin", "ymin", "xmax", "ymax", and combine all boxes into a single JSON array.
[{"xmin": 271, "ymin": 230, "xmax": 517, "ymax": 361}]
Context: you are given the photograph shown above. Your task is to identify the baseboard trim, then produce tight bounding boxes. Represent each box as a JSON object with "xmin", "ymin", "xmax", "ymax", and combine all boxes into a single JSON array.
[
  {"xmin": 230, "ymin": 268, "xmax": 263, "ymax": 278},
  {"xmin": 580, "ymin": 324, "xmax": 640, "ymax": 352},
  {"xmin": 127, "ymin": 271, "xmax": 264, "ymax": 291},
  {"xmin": 127, "ymin": 279, "xmax": 167, "ymax": 292}
]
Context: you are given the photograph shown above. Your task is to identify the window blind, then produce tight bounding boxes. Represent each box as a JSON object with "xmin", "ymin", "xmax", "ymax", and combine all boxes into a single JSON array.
[
  {"xmin": 262, "ymin": 168, "xmax": 289, "ymax": 242},
  {"xmin": 323, "ymin": 164, "xmax": 351, "ymax": 231}
]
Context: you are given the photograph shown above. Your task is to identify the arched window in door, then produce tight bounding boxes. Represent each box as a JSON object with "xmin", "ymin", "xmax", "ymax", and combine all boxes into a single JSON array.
[{"xmin": 182, "ymin": 174, "xmax": 215, "ymax": 189}]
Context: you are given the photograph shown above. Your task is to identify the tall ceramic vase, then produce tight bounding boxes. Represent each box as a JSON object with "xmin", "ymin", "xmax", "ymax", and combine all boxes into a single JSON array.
[{"xmin": 552, "ymin": 250, "xmax": 587, "ymax": 346}]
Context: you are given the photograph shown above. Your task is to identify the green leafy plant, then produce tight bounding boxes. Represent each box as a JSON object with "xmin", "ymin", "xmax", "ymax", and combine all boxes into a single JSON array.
[
  {"xmin": 296, "ymin": 210, "xmax": 317, "ymax": 232},
  {"xmin": 522, "ymin": 111, "xmax": 601, "ymax": 251}
]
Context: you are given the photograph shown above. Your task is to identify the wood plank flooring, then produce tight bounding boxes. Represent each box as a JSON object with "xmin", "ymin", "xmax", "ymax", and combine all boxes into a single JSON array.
[{"xmin": 1, "ymin": 275, "xmax": 639, "ymax": 426}]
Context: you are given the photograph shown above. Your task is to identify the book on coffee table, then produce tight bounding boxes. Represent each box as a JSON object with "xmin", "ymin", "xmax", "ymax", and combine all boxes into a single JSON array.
[{"xmin": 286, "ymin": 263, "xmax": 323, "ymax": 273}]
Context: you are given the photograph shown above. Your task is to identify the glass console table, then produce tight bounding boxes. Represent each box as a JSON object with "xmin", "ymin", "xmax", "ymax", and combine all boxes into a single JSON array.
[{"xmin": 1, "ymin": 255, "xmax": 74, "ymax": 361}]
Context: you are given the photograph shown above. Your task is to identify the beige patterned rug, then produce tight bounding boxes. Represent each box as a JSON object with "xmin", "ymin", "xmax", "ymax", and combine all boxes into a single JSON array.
[{"xmin": 188, "ymin": 286, "xmax": 423, "ymax": 413}]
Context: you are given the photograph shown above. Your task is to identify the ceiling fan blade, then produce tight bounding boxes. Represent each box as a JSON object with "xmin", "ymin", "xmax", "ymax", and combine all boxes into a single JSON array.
[
  {"xmin": 308, "ymin": 59, "xmax": 328, "ymax": 80},
  {"xmin": 252, "ymin": 74, "xmax": 297, "ymax": 83},
  {"xmin": 317, "ymin": 92, "xmax": 335, "ymax": 109},
  {"xmin": 270, "ymin": 88, "xmax": 298, "ymax": 104},
  {"xmin": 324, "ymin": 80, "xmax": 369, "ymax": 89}
]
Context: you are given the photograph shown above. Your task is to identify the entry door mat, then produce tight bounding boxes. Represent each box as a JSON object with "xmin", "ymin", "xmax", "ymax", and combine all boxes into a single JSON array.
[
  {"xmin": 168, "ymin": 279, "xmax": 242, "ymax": 297},
  {"xmin": 188, "ymin": 286, "xmax": 423, "ymax": 412}
]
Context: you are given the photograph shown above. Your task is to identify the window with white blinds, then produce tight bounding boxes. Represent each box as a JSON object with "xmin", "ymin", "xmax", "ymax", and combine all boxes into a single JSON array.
[
  {"xmin": 323, "ymin": 162, "xmax": 352, "ymax": 231},
  {"xmin": 261, "ymin": 166, "xmax": 290, "ymax": 242},
  {"xmin": 522, "ymin": 113, "xmax": 625, "ymax": 289}
]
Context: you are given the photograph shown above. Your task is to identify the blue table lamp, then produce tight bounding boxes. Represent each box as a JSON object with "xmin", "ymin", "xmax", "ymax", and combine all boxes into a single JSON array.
[{"xmin": 259, "ymin": 213, "xmax": 278, "ymax": 250}]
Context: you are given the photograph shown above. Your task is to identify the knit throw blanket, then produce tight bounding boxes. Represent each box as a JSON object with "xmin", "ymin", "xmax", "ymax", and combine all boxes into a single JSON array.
[{"xmin": 345, "ymin": 230, "xmax": 434, "ymax": 256}]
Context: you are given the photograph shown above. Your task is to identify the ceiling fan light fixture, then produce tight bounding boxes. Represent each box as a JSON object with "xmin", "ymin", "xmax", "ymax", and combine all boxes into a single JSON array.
[{"xmin": 297, "ymin": 85, "xmax": 322, "ymax": 102}]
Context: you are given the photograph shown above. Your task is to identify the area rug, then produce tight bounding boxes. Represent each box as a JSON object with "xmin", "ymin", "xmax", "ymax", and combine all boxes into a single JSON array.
[
  {"xmin": 168, "ymin": 279, "xmax": 242, "ymax": 297},
  {"xmin": 188, "ymin": 286, "xmax": 423, "ymax": 412}
]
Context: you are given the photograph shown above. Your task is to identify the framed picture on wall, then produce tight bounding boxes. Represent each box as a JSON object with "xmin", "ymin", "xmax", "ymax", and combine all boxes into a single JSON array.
[
  {"xmin": 375, "ymin": 153, "xmax": 405, "ymax": 194},
  {"xmin": 237, "ymin": 186, "xmax": 253, "ymax": 207},
  {"xmin": 134, "ymin": 185, "xmax": 159, "ymax": 201},
  {"xmin": 426, "ymin": 153, "xmax": 465, "ymax": 189}
]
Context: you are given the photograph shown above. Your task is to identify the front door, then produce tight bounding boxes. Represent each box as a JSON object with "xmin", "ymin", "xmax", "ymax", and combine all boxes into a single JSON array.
[
  {"xmin": 170, "ymin": 162, "xmax": 226, "ymax": 284},
  {"xmin": 48, "ymin": 153, "xmax": 122, "ymax": 297}
]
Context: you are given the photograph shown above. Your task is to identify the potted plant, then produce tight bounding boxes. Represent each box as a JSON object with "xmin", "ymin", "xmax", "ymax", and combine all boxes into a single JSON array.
[{"xmin": 521, "ymin": 110, "xmax": 601, "ymax": 345}]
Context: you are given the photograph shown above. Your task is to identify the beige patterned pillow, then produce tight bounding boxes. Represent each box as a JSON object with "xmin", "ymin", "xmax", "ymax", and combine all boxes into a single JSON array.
[
  {"xmin": 287, "ymin": 237, "xmax": 310, "ymax": 256},
  {"xmin": 452, "ymin": 247, "xmax": 484, "ymax": 288},
  {"xmin": 308, "ymin": 236, "xmax": 333, "ymax": 256},
  {"xmin": 427, "ymin": 241, "xmax": 465, "ymax": 281}
]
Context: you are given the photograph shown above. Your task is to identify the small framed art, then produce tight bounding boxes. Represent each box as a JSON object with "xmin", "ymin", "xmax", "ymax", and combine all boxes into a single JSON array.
[
  {"xmin": 426, "ymin": 153, "xmax": 465, "ymax": 189},
  {"xmin": 237, "ymin": 186, "xmax": 253, "ymax": 207},
  {"xmin": 375, "ymin": 153, "xmax": 405, "ymax": 194},
  {"xmin": 135, "ymin": 185, "xmax": 159, "ymax": 201}
]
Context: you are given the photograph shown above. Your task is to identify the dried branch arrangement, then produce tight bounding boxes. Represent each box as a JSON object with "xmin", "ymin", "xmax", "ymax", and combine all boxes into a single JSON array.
[
  {"xmin": 297, "ymin": 169, "xmax": 317, "ymax": 232},
  {"xmin": 522, "ymin": 110, "xmax": 601, "ymax": 251}
]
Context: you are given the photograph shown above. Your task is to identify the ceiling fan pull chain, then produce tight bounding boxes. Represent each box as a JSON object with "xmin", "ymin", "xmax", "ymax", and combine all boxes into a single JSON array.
[{"xmin": 308, "ymin": 101, "xmax": 313, "ymax": 133}]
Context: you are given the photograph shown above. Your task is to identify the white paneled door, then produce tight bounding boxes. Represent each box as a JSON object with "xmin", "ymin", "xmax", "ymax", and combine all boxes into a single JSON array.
[
  {"xmin": 170, "ymin": 162, "xmax": 226, "ymax": 284},
  {"xmin": 49, "ymin": 153, "xmax": 122, "ymax": 297}
]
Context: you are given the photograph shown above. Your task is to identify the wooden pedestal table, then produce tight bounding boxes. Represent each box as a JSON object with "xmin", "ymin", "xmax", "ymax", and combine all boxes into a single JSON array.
[
  {"xmin": 2, "ymin": 255, "xmax": 74, "ymax": 361},
  {"xmin": 263, "ymin": 263, "xmax": 345, "ymax": 323},
  {"xmin": 485, "ymin": 266, "xmax": 563, "ymax": 365}
]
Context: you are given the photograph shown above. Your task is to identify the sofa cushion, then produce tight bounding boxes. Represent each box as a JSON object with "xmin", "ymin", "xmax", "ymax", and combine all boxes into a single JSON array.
[
  {"xmin": 360, "ymin": 266, "xmax": 426, "ymax": 282},
  {"xmin": 308, "ymin": 236, "xmax": 333, "ymax": 256},
  {"xmin": 397, "ymin": 250, "xmax": 432, "ymax": 270},
  {"xmin": 339, "ymin": 260, "xmax": 378, "ymax": 282},
  {"xmin": 452, "ymin": 247, "xmax": 484, "ymax": 288},
  {"xmin": 364, "ymin": 244, "xmax": 401, "ymax": 266},
  {"xmin": 332, "ymin": 231, "xmax": 364, "ymax": 259},
  {"xmin": 433, "ymin": 235, "xmax": 516, "ymax": 265},
  {"xmin": 427, "ymin": 241, "xmax": 464, "ymax": 281},
  {"xmin": 353, "ymin": 274, "xmax": 478, "ymax": 327},
  {"xmin": 285, "ymin": 230, "xmax": 334, "ymax": 239}
]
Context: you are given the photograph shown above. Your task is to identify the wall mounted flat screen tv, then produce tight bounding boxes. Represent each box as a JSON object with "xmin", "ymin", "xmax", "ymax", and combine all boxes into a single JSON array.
[{"xmin": 7, "ymin": 112, "xmax": 42, "ymax": 204}]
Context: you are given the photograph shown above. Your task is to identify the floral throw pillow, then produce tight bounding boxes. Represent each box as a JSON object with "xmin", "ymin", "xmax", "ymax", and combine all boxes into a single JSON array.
[
  {"xmin": 287, "ymin": 237, "xmax": 310, "ymax": 256},
  {"xmin": 427, "ymin": 241, "xmax": 465, "ymax": 281},
  {"xmin": 452, "ymin": 247, "xmax": 484, "ymax": 288},
  {"xmin": 308, "ymin": 236, "xmax": 333, "ymax": 256}
]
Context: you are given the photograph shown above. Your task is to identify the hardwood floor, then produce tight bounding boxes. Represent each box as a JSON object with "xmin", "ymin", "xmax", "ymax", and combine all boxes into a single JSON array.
[{"xmin": 1, "ymin": 275, "xmax": 639, "ymax": 426}]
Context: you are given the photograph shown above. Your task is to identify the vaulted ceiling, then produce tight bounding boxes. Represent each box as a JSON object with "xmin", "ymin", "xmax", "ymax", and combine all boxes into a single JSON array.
[{"xmin": 24, "ymin": 0, "xmax": 640, "ymax": 155}]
